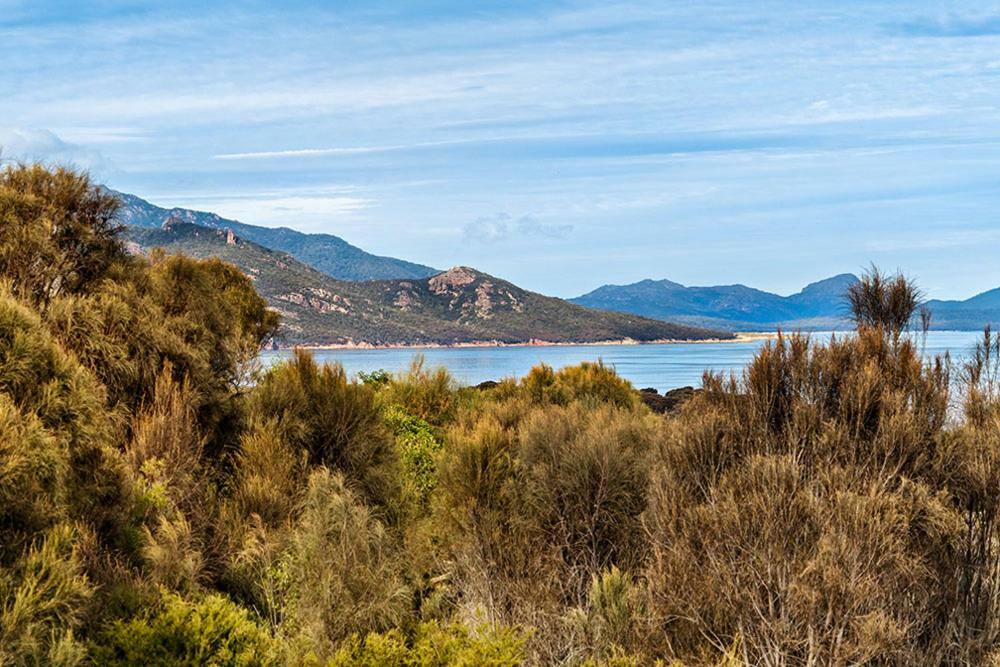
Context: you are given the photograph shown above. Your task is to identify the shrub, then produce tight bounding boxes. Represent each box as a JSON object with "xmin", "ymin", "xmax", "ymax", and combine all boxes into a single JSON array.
[
  {"xmin": 384, "ymin": 405, "xmax": 443, "ymax": 510},
  {"xmin": 0, "ymin": 525, "xmax": 93, "ymax": 666},
  {"xmin": 0, "ymin": 164, "xmax": 126, "ymax": 309},
  {"xmin": 91, "ymin": 591, "xmax": 277, "ymax": 666},
  {"xmin": 438, "ymin": 397, "xmax": 659, "ymax": 662},
  {"xmin": 327, "ymin": 620, "xmax": 525, "ymax": 667},
  {"xmin": 248, "ymin": 350, "xmax": 399, "ymax": 510},
  {"xmin": 382, "ymin": 356, "xmax": 459, "ymax": 426},
  {"xmin": 642, "ymin": 316, "xmax": 999, "ymax": 663},
  {"xmin": 0, "ymin": 287, "xmax": 136, "ymax": 557},
  {"xmin": 358, "ymin": 368, "xmax": 392, "ymax": 387},
  {"xmin": 0, "ymin": 394, "xmax": 65, "ymax": 558},
  {"xmin": 567, "ymin": 567, "xmax": 646, "ymax": 663},
  {"xmin": 282, "ymin": 468, "xmax": 408, "ymax": 655},
  {"xmin": 520, "ymin": 362, "xmax": 638, "ymax": 409}
]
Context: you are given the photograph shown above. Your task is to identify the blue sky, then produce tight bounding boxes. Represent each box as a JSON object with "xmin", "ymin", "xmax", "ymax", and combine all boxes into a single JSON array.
[{"xmin": 3, "ymin": 1, "xmax": 1000, "ymax": 299}]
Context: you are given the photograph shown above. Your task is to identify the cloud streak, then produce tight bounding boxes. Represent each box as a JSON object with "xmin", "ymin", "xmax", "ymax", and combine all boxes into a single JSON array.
[{"xmin": 464, "ymin": 213, "xmax": 573, "ymax": 243}]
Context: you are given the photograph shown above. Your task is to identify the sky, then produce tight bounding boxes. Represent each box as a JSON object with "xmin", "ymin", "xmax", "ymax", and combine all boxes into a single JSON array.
[{"xmin": 3, "ymin": 1, "xmax": 1000, "ymax": 299}]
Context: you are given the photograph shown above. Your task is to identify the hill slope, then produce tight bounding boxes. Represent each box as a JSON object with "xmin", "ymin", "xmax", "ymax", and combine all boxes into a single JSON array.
[
  {"xmin": 572, "ymin": 274, "xmax": 1000, "ymax": 331},
  {"xmin": 115, "ymin": 191, "xmax": 438, "ymax": 281},
  {"xmin": 126, "ymin": 220, "xmax": 728, "ymax": 346}
]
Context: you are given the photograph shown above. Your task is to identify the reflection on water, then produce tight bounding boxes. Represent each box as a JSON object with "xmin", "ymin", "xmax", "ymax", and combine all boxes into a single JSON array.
[{"xmin": 259, "ymin": 331, "xmax": 985, "ymax": 393}]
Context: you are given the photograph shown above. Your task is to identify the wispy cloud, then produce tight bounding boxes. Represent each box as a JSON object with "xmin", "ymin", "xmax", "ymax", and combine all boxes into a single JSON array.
[
  {"xmin": 6, "ymin": 2, "xmax": 1000, "ymax": 297},
  {"xmin": 890, "ymin": 13, "xmax": 1000, "ymax": 38},
  {"xmin": 214, "ymin": 138, "xmax": 476, "ymax": 160},
  {"xmin": 464, "ymin": 213, "xmax": 573, "ymax": 243}
]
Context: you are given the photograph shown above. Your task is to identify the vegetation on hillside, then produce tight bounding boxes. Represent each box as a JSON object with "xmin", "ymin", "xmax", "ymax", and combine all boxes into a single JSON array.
[
  {"xmin": 4, "ymin": 164, "xmax": 1000, "ymax": 665},
  {"xmin": 116, "ymin": 190, "xmax": 440, "ymax": 281},
  {"xmin": 127, "ymin": 221, "xmax": 725, "ymax": 347}
]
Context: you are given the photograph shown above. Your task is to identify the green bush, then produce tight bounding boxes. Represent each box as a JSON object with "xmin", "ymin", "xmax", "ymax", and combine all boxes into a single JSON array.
[
  {"xmin": 91, "ymin": 591, "xmax": 277, "ymax": 666},
  {"xmin": 0, "ymin": 525, "xmax": 92, "ymax": 666},
  {"xmin": 382, "ymin": 356, "xmax": 459, "ymax": 426},
  {"xmin": 520, "ymin": 362, "xmax": 638, "ymax": 409},
  {"xmin": 327, "ymin": 620, "xmax": 525, "ymax": 666},
  {"xmin": 0, "ymin": 164, "xmax": 126, "ymax": 309},
  {"xmin": 0, "ymin": 287, "xmax": 137, "ymax": 558},
  {"xmin": 384, "ymin": 405, "xmax": 443, "ymax": 510}
]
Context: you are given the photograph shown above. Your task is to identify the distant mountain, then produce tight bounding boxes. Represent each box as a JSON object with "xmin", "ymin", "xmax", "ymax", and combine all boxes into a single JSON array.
[
  {"xmin": 925, "ymin": 289, "xmax": 1000, "ymax": 330},
  {"xmin": 571, "ymin": 274, "xmax": 857, "ymax": 331},
  {"xmin": 572, "ymin": 274, "xmax": 1000, "ymax": 331},
  {"xmin": 126, "ymin": 220, "xmax": 728, "ymax": 346},
  {"xmin": 115, "ymin": 191, "xmax": 438, "ymax": 281}
]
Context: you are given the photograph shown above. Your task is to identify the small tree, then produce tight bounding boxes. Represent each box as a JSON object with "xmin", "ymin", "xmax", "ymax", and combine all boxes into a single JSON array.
[
  {"xmin": 847, "ymin": 265, "xmax": 923, "ymax": 335},
  {"xmin": 0, "ymin": 164, "xmax": 126, "ymax": 309}
]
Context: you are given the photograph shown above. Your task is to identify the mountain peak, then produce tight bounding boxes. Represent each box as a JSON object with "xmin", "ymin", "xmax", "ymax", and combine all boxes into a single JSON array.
[
  {"xmin": 795, "ymin": 273, "xmax": 859, "ymax": 297},
  {"xmin": 429, "ymin": 266, "xmax": 481, "ymax": 292}
]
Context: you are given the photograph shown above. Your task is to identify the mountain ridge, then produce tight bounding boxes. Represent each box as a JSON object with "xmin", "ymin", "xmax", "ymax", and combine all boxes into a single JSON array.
[
  {"xmin": 573, "ymin": 274, "xmax": 1000, "ymax": 331},
  {"xmin": 125, "ymin": 220, "xmax": 729, "ymax": 346},
  {"xmin": 115, "ymin": 191, "xmax": 439, "ymax": 281}
]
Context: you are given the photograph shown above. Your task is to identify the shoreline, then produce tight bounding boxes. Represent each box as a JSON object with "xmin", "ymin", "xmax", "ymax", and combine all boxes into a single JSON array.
[{"xmin": 271, "ymin": 332, "xmax": 778, "ymax": 352}]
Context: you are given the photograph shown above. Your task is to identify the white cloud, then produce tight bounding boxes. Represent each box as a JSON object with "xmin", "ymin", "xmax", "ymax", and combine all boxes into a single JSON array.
[
  {"xmin": 0, "ymin": 128, "xmax": 112, "ymax": 170},
  {"xmin": 214, "ymin": 139, "xmax": 467, "ymax": 160}
]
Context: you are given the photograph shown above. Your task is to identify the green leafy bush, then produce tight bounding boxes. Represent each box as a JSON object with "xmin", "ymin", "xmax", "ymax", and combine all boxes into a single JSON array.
[
  {"xmin": 91, "ymin": 591, "xmax": 276, "ymax": 666},
  {"xmin": 283, "ymin": 468, "xmax": 408, "ymax": 655},
  {"xmin": 384, "ymin": 405, "xmax": 443, "ymax": 509},
  {"xmin": 520, "ymin": 361, "xmax": 638, "ymax": 409},
  {"xmin": 327, "ymin": 620, "xmax": 525, "ymax": 666},
  {"xmin": 382, "ymin": 356, "xmax": 459, "ymax": 426},
  {"xmin": 0, "ymin": 525, "xmax": 92, "ymax": 666}
]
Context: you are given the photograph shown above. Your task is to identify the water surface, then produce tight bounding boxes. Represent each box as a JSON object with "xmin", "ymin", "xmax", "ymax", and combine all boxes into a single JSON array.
[{"xmin": 260, "ymin": 331, "xmax": 984, "ymax": 393}]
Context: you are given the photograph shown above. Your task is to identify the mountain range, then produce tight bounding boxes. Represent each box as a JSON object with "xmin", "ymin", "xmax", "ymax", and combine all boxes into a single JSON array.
[
  {"xmin": 115, "ymin": 191, "xmax": 439, "ymax": 281},
  {"xmin": 572, "ymin": 275, "xmax": 1000, "ymax": 331},
  {"xmin": 125, "ymin": 218, "xmax": 726, "ymax": 346},
  {"xmin": 115, "ymin": 191, "xmax": 1000, "ymax": 339}
]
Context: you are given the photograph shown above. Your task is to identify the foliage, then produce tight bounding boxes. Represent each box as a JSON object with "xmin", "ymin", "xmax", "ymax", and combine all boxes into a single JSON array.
[
  {"xmin": 847, "ymin": 265, "xmax": 924, "ymax": 334},
  {"xmin": 0, "ymin": 164, "xmax": 126, "ymax": 309},
  {"xmin": 382, "ymin": 356, "xmax": 460, "ymax": 426},
  {"xmin": 358, "ymin": 368, "xmax": 392, "ymax": 387},
  {"xmin": 641, "ymin": 327, "xmax": 996, "ymax": 664},
  {"xmin": 0, "ymin": 286, "xmax": 136, "ymax": 558},
  {"xmin": 283, "ymin": 468, "xmax": 408, "ymax": 656},
  {"xmin": 518, "ymin": 361, "xmax": 638, "ymax": 409},
  {"xmin": 0, "ymin": 525, "xmax": 92, "ymax": 666},
  {"xmin": 247, "ymin": 350, "xmax": 400, "ymax": 510},
  {"xmin": 91, "ymin": 590, "xmax": 277, "ymax": 666},
  {"xmin": 327, "ymin": 620, "xmax": 525, "ymax": 667},
  {"xmin": 384, "ymin": 404, "xmax": 444, "ymax": 509}
]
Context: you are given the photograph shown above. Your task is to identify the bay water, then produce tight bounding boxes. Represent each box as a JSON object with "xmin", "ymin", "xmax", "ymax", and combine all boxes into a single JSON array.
[{"xmin": 260, "ymin": 331, "xmax": 985, "ymax": 393}]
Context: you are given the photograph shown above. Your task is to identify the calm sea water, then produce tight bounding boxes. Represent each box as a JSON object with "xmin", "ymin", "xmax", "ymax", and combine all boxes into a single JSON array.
[{"xmin": 259, "ymin": 331, "xmax": 985, "ymax": 393}]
